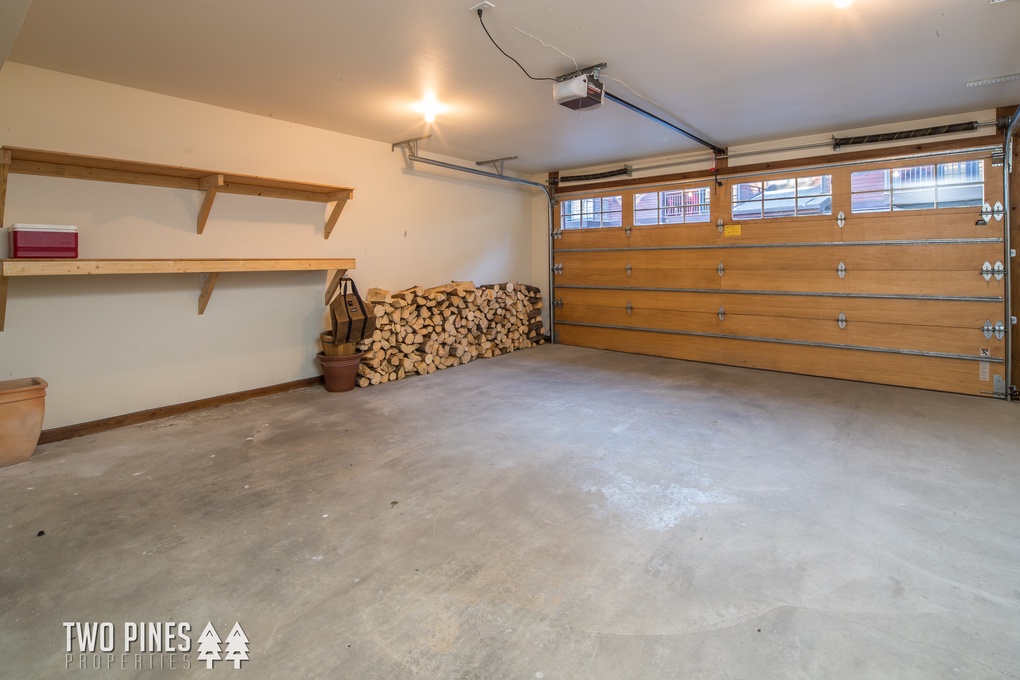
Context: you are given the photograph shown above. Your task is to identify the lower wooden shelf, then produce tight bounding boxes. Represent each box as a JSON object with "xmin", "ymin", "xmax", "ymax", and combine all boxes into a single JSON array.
[{"xmin": 0, "ymin": 257, "xmax": 355, "ymax": 330}]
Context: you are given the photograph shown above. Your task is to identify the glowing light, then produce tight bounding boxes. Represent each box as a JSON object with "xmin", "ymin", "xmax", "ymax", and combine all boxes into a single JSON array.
[
  {"xmin": 412, "ymin": 91, "xmax": 449, "ymax": 124},
  {"xmin": 833, "ymin": 0, "xmax": 852, "ymax": 7}
]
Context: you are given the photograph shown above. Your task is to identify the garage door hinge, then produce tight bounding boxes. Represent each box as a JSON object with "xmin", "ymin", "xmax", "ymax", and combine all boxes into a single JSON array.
[
  {"xmin": 837, "ymin": 211, "xmax": 846, "ymax": 229},
  {"xmin": 979, "ymin": 203, "xmax": 1005, "ymax": 224},
  {"xmin": 717, "ymin": 263, "xmax": 725, "ymax": 277},
  {"xmin": 718, "ymin": 307, "xmax": 725, "ymax": 321},
  {"xmin": 983, "ymin": 320, "xmax": 1007, "ymax": 340},
  {"xmin": 626, "ymin": 263, "xmax": 632, "ymax": 276},
  {"xmin": 552, "ymin": 230, "xmax": 562, "ymax": 239},
  {"xmin": 982, "ymin": 320, "xmax": 1005, "ymax": 341},
  {"xmin": 625, "ymin": 226, "xmax": 632, "ymax": 237},
  {"xmin": 838, "ymin": 312, "xmax": 847, "ymax": 330},
  {"xmin": 626, "ymin": 302, "xmax": 633, "ymax": 316},
  {"xmin": 980, "ymin": 261, "xmax": 1004, "ymax": 281},
  {"xmin": 837, "ymin": 262, "xmax": 846, "ymax": 279},
  {"xmin": 552, "ymin": 263, "xmax": 563, "ymax": 274},
  {"xmin": 552, "ymin": 298, "xmax": 563, "ymax": 308}
]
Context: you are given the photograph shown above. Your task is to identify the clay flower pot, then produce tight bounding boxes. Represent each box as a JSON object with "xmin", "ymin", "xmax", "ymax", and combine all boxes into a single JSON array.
[
  {"xmin": 317, "ymin": 352, "xmax": 363, "ymax": 393},
  {"xmin": 0, "ymin": 377, "xmax": 47, "ymax": 467}
]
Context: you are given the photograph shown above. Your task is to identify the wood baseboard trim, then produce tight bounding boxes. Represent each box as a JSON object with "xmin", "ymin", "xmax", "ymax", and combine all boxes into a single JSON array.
[{"xmin": 38, "ymin": 376, "xmax": 325, "ymax": 445}]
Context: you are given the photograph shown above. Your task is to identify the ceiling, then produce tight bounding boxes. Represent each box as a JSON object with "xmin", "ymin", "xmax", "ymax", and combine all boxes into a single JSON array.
[{"xmin": 5, "ymin": 0, "xmax": 1020, "ymax": 173}]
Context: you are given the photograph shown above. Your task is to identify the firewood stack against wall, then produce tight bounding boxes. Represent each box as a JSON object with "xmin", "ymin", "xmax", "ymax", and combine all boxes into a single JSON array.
[{"xmin": 355, "ymin": 281, "xmax": 544, "ymax": 387}]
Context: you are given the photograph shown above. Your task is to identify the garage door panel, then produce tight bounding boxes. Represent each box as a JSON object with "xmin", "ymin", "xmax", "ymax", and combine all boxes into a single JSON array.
[
  {"xmin": 711, "ymin": 294, "xmax": 1002, "ymax": 327},
  {"xmin": 555, "ymin": 288, "xmax": 1003, "ymax": 328},
  {"xmin": 720, "ymin": 337, "xmax": 1001, "ymax": 397},
  {"xmin": 624, "ymin": 220, "xmax": 844, "ymax": 247},
  {"xmin": 556, "ymin": 243, "xmax": 999, "ymax": 273},
  {"xmin": 720, "ymin": 271, "xmax": 1002, "ymax": 297},
  {"xmin": 554, "ymin": 268, "xmax": 719, "ymax": 289},
  {"xmin": 556, "ymin": 228, "xmax": 628, "ymax": 250},
  {"xmin": 842, "ymin": 212, "xmax": 1001, "ymax": 242},
  {"xmin": 556, "ymin": 305, "xmax": 1001, "ymax": 358},
  {"xmin": 557, "ymin": 324, "xmax": 723, "ymax": 364},
  {"xmin": 557, "ymin": 325, "xmax": 1002, "ymax": 397}
]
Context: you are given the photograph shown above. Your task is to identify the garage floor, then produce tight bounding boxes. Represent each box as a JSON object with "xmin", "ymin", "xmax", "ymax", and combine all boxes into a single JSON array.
[{"xmin": 2, "ymin": 344, "xmax": 1018, "ymax": 679}]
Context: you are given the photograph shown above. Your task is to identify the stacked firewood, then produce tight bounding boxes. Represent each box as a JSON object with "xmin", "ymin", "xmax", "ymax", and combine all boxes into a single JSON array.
[{"xmin": 355, "ymin": 281, "xmax": 544, "ymax": 387}]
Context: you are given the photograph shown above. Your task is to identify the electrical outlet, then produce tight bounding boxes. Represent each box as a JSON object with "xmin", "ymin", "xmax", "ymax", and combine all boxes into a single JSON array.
[{"xmin": 470, "ymin": 1, "xmax": 495, "ymax": 12}]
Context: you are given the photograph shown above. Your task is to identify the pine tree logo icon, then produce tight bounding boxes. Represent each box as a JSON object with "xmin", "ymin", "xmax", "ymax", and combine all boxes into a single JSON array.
[
  {"xmin": 196, "ymin": 622, "xmax": 222, "ymax": 669},
  {"xmin": 223, "ymin": 622, "xmax": 250, "ymax": 669}
]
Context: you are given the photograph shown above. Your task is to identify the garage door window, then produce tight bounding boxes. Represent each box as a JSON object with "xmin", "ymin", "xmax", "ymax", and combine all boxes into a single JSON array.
[
  {"xmin": 850, "ymin": 160, "xmax": 984, "ymax": 213},
  {"xmin": 561, "ymin": 195, "xmax": 623, "ymax": 230},
  {"xmin": 634, "ymin": 187, "xmax": 711, "ymax": 225},
  {"xmin": 732, "ymin": 175, "xmax": 832, "ymax": 220}
]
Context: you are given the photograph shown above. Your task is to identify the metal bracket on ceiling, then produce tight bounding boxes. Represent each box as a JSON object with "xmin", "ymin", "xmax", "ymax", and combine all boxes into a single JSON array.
[
  {"xmin": 391, "ymin": 135, "xmax": 433, "ymax": 156},
  {"xmin": 555, "ymin": 63, "xmax": 608, "ymax": 83},
  {"xmin": 476, "ymin": 156, "xmax": 519, "ymax": 177}
]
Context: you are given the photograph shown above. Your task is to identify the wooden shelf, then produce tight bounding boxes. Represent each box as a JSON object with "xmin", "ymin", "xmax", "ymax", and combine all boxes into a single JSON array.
[
  {"xmin": 0, "ymin": 147, "xmax": 355, "ymax": 238},
  {"xmin": 0, "ymin": 258, "xmax": 355, "ymax": 330}
]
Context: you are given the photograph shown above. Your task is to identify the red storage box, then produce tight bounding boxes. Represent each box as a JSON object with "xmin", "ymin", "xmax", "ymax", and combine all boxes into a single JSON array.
[{"xmin": 9, "ymin": 224, "xmax": 79, "ymax": 258}]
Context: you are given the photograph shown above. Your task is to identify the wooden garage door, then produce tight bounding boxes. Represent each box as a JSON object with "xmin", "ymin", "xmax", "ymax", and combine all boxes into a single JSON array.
[{"xmin": 552, "ymin": 148, "xmax": 1009, "ymax": 397}]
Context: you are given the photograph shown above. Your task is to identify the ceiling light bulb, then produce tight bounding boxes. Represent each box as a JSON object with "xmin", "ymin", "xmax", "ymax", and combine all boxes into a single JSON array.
[{"xmin": 413, "ymin": 90, "xmax": 447, "ymax": 123}]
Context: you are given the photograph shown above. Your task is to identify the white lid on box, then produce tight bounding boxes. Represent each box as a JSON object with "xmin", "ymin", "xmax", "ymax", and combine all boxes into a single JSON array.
[{"xmin": 10, "ymin": 223, "xmax": 78, "ymax": 233}]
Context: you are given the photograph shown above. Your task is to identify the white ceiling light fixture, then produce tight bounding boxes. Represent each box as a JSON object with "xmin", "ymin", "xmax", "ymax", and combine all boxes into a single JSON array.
[
  {"xmin": 966, "ymin": 73, "xmax": 1020, "ymax": 87},
  {"xmin": 833, "ymin": 0, "xmax": 852, "ymax": 8}
]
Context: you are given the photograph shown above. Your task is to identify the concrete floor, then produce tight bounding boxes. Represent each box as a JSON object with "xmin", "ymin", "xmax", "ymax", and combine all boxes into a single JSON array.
[{"xmin": 1, "ymin": 344, "xmax": 1018, "ymax": 679}]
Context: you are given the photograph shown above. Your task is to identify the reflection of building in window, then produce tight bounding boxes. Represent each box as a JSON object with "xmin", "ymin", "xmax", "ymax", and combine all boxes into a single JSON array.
[
  {"xmin": 560, "ymin": 195, "xmax": 623, "ymax": 230},
  {"xmin": 634, "ymin": 186, "xmax": 711, "ymax": 225},
  {"xmin": 732, "ymin": 175, "xmax": 832, "ymax": 220},
  {"xmin": 851, "ymin": 160, "xmax": 983, "ymax": 213}
]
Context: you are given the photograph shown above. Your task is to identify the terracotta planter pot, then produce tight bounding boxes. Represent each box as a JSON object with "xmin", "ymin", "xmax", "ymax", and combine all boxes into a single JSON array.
[
  {"xmin": 317, "ymin": 352, "xmax": 363, "ymax": 393},
  {"xmin": 0, "ymin": 377, "xmax": 47, "ymax": 467}
]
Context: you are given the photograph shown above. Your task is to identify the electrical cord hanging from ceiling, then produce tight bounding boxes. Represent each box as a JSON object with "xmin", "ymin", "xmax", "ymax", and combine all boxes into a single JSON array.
[
  {"xmin": 477, "ymin": 10, "xmax": 556, "ymax": 82},
  {"xmin": 514, "ymin": 26, "xmax": 577, "ymax": 71}
]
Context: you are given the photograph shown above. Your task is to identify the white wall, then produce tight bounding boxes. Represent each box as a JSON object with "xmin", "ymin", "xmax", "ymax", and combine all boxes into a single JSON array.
[{"xmin": 0, "ymin": 64, "xmax": 536, "ymax": 428}]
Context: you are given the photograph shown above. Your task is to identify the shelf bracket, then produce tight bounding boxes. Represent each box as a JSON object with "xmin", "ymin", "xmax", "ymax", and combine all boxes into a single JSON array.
[
  {"xmin": 475, "ymin": 156, "xmax": 518, "ymax": 177},
  {"xmin": 198, "ymin": 272, "xmax": 220, "ymax": 314},
  {"xmin": 197, "ymin": 174, "xmax": 224, "ymax": 234},
  {"xmin": 391, "ymin": 135, "xmax": 432, "ymax": 157},
  {"xmin": 323, "ymin": 190, "xmax": 353, "ymax": 240},
  {"xmin": 324, "ymin": 269, "xmax": 347, "ymax": 304},
  {"xmin": 0, "ymin": 148, "xmax": 11, "ymax": 230},
  {"xmin": 0, "ymin": 275, "xmax": 8, "ymax": 332}
]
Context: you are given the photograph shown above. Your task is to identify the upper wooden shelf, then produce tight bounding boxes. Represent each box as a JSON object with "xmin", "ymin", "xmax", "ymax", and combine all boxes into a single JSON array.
[
  {"xmin": 0, "ymin": 147, "xmax": 355, "ymax": 238},
  {"xmin": 0, "ymin": 257, "xmax": 355, "ymax": 330},
  {"xmin": 1, "ymin": 257, "xmax": 355, "ymax": 277}
]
